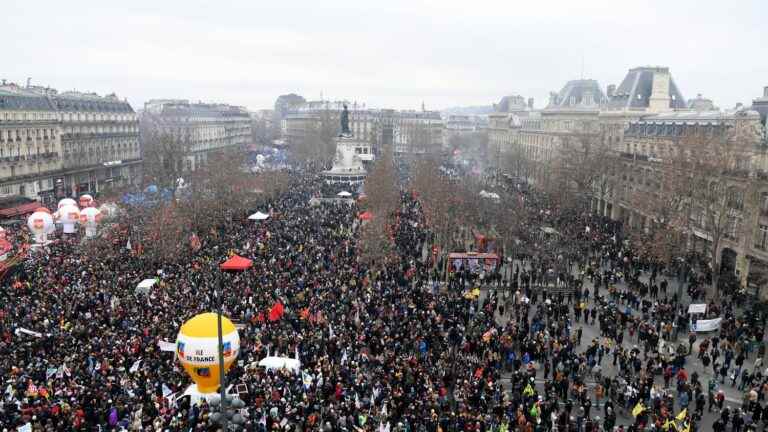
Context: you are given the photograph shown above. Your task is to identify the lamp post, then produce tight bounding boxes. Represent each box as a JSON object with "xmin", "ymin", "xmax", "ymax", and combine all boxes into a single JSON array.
[{"xmin": 217, "ymin": 272, "xmax": 228, "ymax": 429}]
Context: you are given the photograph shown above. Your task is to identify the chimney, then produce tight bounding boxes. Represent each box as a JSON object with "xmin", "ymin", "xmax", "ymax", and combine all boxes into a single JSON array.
[
  {"xmin": 607, "ymin": 84, "xmax": 616, "ymax": 98},
  {"xmin": 527, "ymin": 98, "xmax": 534, "ymax": 109},
  {"xmin": 648, "ymin": 69, "xmax": 672, "ymax": 112}
]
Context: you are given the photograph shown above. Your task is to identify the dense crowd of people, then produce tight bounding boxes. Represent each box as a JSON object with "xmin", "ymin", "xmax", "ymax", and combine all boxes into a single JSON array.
[{"xmin": 0, "ymin": 167, "xmax": 767, "ymax": 431}]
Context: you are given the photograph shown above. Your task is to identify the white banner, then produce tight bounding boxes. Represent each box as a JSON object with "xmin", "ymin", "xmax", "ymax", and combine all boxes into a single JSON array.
[
  {"xmin": 158, "ymin": 340, "xmax": 176, "ymax": 352},
  {"xmin": 15, "ymin": 328, "xmax": 44, "ymax": 338},
  {"xmin": 694, "ymin": 317, "xmax": 722, "ymax": 332},
  {"xmin": 688, "ymin": 304, "xmax": 707, "ymax": 314}
]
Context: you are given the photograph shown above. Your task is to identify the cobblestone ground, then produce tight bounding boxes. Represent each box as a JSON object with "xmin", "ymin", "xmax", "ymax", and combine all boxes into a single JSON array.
[{"xmin": 475, "ymin": 260, "xmax": 762, "ymax": 432}]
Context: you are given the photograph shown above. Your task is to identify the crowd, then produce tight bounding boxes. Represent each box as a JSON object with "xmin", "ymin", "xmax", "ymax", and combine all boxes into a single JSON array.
[{"xmin": 0, "ymin": 167, "xmax": 767, "ymax": 431}]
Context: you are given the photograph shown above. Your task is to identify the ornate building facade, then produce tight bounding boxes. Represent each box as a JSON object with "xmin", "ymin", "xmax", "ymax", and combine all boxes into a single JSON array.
[
  {"xmin": 142, "ymin": 99, "xmax": 251, "ymax": 171},
  {"xmin": 0, "ymin": 82, "xmax": 140, "ymax": 204}
]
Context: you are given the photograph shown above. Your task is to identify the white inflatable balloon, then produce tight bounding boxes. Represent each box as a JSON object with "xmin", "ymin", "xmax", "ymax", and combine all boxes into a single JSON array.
[
  {"xmin": 79, "ymin": 207, "xmax": 102, "ymax": 238},
  {"xmin": 58, "ymin": 204, "xmax": 80, "ymax": 234},
  {"xmin": 27, "ymin": 211, "xmax": 54, "ymax": 244},
  {"xmin": 57, "ymin": 198, "xmax": 77, "ymax": 210}
]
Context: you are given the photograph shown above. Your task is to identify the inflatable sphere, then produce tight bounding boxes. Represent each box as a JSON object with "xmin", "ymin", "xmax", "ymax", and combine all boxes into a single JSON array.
[
  {"xmin": 79, "ymin": 194, "xmax": 95, "ymax": 208},
  {"xmin": 58, "ymin": 204, "xmax": 80, "ymax": 234},
  {"xmin": 79, "ymin": 207, "xmax": 102, "ymax": 238},
  {"xmin": 57, "ymin": 198, "xmax": 77, "ymax": 210},
  {"xmin": 176, "ymin": 313, "xmax": 240, "ymax": 393},
  {"xmin": 27, "ymin": 211, "xmax": 54, "ymax": 243}
]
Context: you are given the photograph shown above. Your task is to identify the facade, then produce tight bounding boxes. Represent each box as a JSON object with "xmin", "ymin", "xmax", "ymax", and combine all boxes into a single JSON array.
[
  {"xmin": 142, "ymin": 99, "xmax": 251, "ymax": 171},
  {"xmin": 601, "ymin": 108, "xmax": 768, "ymax": 297},
  {"xmin": 282, "ymin": 101, "xmax": 444, "ymax": 159},
  {"xmin": 0, "ymin": 82, "xmax": 139, "ymax": 204},
  {"xmin": 53, "ymin": 91, "xmax": 140, "ymax": 197}
]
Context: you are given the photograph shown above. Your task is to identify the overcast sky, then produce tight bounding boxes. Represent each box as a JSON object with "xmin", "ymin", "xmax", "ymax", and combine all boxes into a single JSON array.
[{"xmin": 2, "ymin": 0, "xmax": 766, "ymax": 112}]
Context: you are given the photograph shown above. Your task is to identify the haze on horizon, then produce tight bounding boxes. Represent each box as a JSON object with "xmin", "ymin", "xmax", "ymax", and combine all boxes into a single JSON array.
[{"xmin": 2, "ymin": 0, "xmax": 766, "ymax": 111}]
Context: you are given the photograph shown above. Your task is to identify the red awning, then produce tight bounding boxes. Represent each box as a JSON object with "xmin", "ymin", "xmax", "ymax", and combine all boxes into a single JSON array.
[
  {"xmin": 0, "ymin": 201, "xmax": 42, "ymax": 218},
  {"xmin": 220, "ymin": 255, "xmax": 253, "ymax": 271}
]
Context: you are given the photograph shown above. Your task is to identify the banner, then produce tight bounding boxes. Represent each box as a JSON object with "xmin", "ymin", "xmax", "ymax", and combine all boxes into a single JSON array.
[
  {"xmin": 687, "ymin": 304, "xmax": 707, "ymax": 314},
  {"xmin": 15, "ymin": 328, "xmax": 44, "ymax": 338},
  {"xmin": 158, "ymin": 340, "xmax": 176, "ymax": 352},
  {"xmin": 694, "ymin": 318, "xmax": 722, "ymax": 332}
]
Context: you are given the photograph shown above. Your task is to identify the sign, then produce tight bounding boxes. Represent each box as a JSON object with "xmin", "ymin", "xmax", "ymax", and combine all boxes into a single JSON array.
[
  {"xmin": 694, "ymin": 317, "xmax": 722, "ymax": 332},
  {"xmin": 158, "ymin": 340, "xmax": 176, "ymax": 352},
  {"xmin": 687, "ymin": 304, "xmax": 707, "ymax": 314}
]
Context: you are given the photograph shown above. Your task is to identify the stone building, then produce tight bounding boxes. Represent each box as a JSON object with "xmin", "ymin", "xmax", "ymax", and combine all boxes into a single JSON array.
[
  {"xmin": 52, "ymin": 91, "xmax": 140, "ymax": 197},
  {"xmin": 0, "ymin": 83, "xmax": 62, "ymax": 203},
  {"xmin": 0, "ymin": 82, "xmax": 140, "ymax": 204},
  {"xmin": 142, "ymin": 99, "xmax": 251, "ymax": 171},
  {"xmin": 604, "ymin": 108, "xmax": 768, "ymax": 298}
]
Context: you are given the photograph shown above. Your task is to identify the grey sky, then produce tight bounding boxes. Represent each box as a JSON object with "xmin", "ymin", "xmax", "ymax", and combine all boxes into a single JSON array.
[{"xmin": 2, "ymin": 0, "xmax": 766, "ymax": 112}]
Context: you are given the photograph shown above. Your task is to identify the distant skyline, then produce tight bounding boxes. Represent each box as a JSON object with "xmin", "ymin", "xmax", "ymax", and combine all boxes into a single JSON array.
[{"xmin": 2, "ymin": 0, "xmax": 767, "ymax": 112}]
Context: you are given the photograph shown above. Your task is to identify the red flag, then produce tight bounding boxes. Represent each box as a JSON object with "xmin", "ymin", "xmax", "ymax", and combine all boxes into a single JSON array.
[
  {"xmin": 268, "ymin": 302, "xmax": 284, "ymax": 321},
  {"xmin": 299, "ymin": 308, "xmax": 310, "ymax": 320}
]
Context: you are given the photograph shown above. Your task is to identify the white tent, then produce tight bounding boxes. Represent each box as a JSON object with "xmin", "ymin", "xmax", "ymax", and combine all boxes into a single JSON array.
[
  {"xmin": 257, "ymin": 356, "xmax": 301, "ymax": 373},
  {"xmin": 337, "ymin": 191, "xmax": 352, "ymax": 197},
  {"xmin": 248, "ymin": 211, "xmax": 270, "ymax": 221},
  {"xmin": 135, "ymin": 278, "xmax": 158, "ymax": 295}
]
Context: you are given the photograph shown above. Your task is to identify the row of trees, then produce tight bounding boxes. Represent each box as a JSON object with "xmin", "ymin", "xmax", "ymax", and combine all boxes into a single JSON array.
[
  {"xmin": 357, "ymin": 146, "xmax": 399, "ymax": 265},
  {"xmin": 513, "ymin": 117, "xmax": 764, "ymax": 298}
]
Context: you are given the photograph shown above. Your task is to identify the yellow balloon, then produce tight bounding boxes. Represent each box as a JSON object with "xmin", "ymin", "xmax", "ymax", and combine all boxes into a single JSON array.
[{"xmin": 176, "ymin": 312, "xmax": 240, "ymax": 393}]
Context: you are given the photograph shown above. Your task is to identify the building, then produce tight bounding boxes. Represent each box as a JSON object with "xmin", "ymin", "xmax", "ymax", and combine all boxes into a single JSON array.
[
  {"xmin": 393, "ymin": 110, "xmax": 443, "ymax": 157},
  {"xmin": 603, "ymin": 108, "xmax": 768, "ymax": 297},
  {"xmin": 142, "ymin": 99, "xmax": 251, "ymax": 171},
  {"xmin": 52, "ymin": 90, "xmax": 140, "ymax": 197},
  {"xmin": 0, "ymin": 83, "xmax": 62, "ymax": 203},
  {"xmin": 282, "ymin": 101, "xmax": 444, "ymax": 160},
  {"xmin": 0, "ymin": 82, "xmax": 139, "ymax": 204}
]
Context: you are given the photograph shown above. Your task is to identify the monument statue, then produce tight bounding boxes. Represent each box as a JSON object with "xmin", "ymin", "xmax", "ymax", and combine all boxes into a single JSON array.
[{"xmin": 340, "ymin": 104, "xmax": 351, "ymax": 137}]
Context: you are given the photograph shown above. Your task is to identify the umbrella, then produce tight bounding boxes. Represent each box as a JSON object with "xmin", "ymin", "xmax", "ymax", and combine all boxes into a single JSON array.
[
  {"xmin": 337, "ymin": 191, "xmax": 352, "ymax": 197},
  {"xmin": 248, "ymin": 211, "xmax": 270, "ymax": 221}
]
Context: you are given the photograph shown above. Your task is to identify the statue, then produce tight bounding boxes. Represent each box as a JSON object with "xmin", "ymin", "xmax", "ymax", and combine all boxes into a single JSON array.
[{"xmin": 340, "ymin": 104, "xmax": 351, "ymax": 137}]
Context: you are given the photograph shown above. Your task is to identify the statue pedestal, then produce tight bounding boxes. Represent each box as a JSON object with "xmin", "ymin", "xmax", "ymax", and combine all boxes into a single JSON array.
[{"xmin": 322, "ymin": 136, "xmax": 368, "ymax": 185}]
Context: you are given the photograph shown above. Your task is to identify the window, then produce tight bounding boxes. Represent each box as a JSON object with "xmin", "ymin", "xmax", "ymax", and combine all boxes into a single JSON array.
[{"xmin": 757, "ymin": 225, "xmax": 768, "ymax": 250}]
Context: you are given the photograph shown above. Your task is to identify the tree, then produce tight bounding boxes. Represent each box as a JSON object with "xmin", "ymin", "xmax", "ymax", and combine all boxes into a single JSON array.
[
  {"xmin": 140, "ymin": 114, "xmax": 192, "ymax": 195},
  {"xmin": 358, "ymin": 145, "xmax": 398, "ymax": 264},
  {"xmin": 547, "ymin": 124, "xmax": 615, "ymax": 213},
  {"xmin": 659, "ymin": 117, "xmax": 760, "ymax": 298},
  {"xmin": 292, "ymin": 109, "xmax": 338, "ymax": 163}
]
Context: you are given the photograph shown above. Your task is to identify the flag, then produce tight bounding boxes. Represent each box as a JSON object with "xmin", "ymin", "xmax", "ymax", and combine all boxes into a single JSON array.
[
  {"xmin": 38, "ymin": 387, "xmax": 49, "ymax": 399},
  {"xmin": 268, "ymin": 302, "xmax": 284, "ymax": 321},
  {"xmin": 190, "ymin": 233, "xmax": 201, "ymax": 251},
  {"xmin": 529, "ymin": 403, "xmax": 539, "ymax": 418},
  {"xmin": 18, "ymin": 423, "xmax": 32, "ymax": 432},
  {"xmin": 379, "ymin": 422, "xmax": 391, "ymax": 432},
  {"xmin": 381, "ymin": 402, "xmax": 388, "ymax": 417},
  {"xmin": 162, "ymin": 383, "xmax": 173, "ymax": 397},
  {"xmin": 46, "ymin": 367, "xmax": 58, "ymax": 379},
  {"xmin": 632, "ymin": 402, "xmax": 645, "ymax": 417},
  {"xmin": 341, "ymin": 349, "xmax": 348, "ymax": 365},
  {"xmin": 130, "ymin": 359, "xmax": 142, "ymax": 373},
  {"xmin": 355, "ymin": 392, "xmax": 361, "ymax": 409},
  {"xmin": 126, "ymin": 238, "xmax": 132, "ymax": 251},
  {"xmin": 300, "ymin": 308, "xmax": 310, "ymax": 320},
  {"xmin": 522, "ymin": 383, "xmax": 534, "ymax": 397},
  {"xmin": 329, "ymin": 322, "xmax": 335, "ymax": 338},
  {"xmin": 676, "ymin": 408, "xmax": 687, "ymax": 421},
  {"xmin": 26, "ymin": 382, "xmax": 38, "ymax": 397},
  {"xmin": 302, "ymin": 371, "xmax": 313, "ymax": 390},
  {"xmin": 662, "ymin": 419, "xmax": 677, "ymax": 431}
]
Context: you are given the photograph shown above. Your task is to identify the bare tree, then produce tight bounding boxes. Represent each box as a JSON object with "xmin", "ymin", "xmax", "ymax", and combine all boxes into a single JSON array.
[
  {"xmin": 140, "ymin": 114, "xmax": 192, "ymax": 195},
  {"xmin": 659, "ymin": 118, "xmax": 759, "ymax": 298}
]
